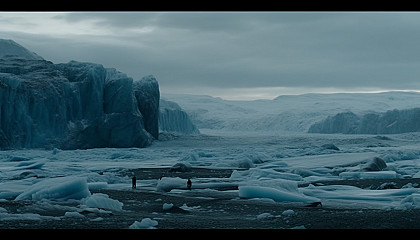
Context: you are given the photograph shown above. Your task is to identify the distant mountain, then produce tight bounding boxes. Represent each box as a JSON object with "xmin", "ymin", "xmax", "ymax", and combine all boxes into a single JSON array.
[
  {"xmin": 162, "ymin": 91, "xmax": 420, "ymax": 134},
  {"xmin": 0, "ymin": 39, "xmax": 44, "ymax": 60}
]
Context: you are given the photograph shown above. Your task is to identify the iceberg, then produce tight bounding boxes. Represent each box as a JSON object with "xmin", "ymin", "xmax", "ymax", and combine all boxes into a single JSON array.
[
  {"xmin": 0, "ymin": 39, "xmax": 159, "ymax": 149},
  {"xmin": 133, "ymin": 75, "xmax": 160, "ymax": 139},
  {"xmin": 14, "ymin": 176, "xmax": 91, "ymax": 201},
  {"xmin": 238, "ymin": 185, "xmax": 320, "ymax": 203},
  {"xmin": 159, "ymin": 99, "xmax": 200, "ymax": 134}
]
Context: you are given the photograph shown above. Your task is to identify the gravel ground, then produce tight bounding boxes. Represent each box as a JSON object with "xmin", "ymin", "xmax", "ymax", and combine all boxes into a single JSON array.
[{"xmin": 2, "ymin": 167, "xmax": 420, "ymax": 230}]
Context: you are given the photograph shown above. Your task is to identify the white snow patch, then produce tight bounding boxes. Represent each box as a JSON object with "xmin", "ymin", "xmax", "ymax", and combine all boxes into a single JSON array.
[
  {"xmin": 129, "ymin": 218, "xmax": 158, "ymax": 229},
  {"xmin": 64, "ymin": 211, "xmax": 85, "ymax": 218},
  {"xmin": 256, "ymin": 212, "xmax": 274, "ymax": 219},
  {"xmin": 81, "ymin": 193, "xmax": 123, "ymax": 211},
  {"xmin": 282, "ymin": 209, "xmax": 295, "ymax": 216},
  {"xmin": 162, "ymin": 203, "xmax": 173, "ymax": 211}
]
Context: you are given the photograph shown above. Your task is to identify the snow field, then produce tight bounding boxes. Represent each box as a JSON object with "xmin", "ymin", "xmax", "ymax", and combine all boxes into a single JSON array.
[{"xmin": 1, "ymin": 132, "xmax": 420, "ymax": 227}]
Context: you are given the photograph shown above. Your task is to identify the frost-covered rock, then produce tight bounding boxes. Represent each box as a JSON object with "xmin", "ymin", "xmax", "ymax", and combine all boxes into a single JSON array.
[
  {"xmin": 159, "ymin": 99, "xmax": 200, "ymax": 134},
  {"xmin": 321, "ymin": 143, "xmax": 340, "ymax": 151},
  {"xmin": 0, "ymin": 39, "xmax": 159, "ymax": 149},
  {"xmin": 361, "ymin": 157, "xmax": 387, "ymax": 171}
]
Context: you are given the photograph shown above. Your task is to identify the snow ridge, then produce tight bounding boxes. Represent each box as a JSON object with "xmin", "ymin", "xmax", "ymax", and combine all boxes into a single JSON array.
[{"xmin": 0, "ymin": 39, "xmax": 43, "ymax": 60}]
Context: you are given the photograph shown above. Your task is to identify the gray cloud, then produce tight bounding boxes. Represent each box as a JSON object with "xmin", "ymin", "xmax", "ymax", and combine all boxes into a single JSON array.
[{"xmin": 2, "ymin": 12, "xmax": 420, "ymax": 99}]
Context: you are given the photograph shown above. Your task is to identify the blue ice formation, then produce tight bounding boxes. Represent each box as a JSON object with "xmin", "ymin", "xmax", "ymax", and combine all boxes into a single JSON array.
[
  {"xmin": 159, "ymin": 99, "xmax": 200, "ymax": 134},
  {"xmin": 0, "ymin": 39, "xmax": 159, "ymax": 149}
]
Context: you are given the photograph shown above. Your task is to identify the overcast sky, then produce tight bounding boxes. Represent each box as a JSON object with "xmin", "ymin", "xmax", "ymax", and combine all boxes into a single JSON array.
[{"xmin": 1, "ymin": 11, "xmax": 420, "ymax": 100}]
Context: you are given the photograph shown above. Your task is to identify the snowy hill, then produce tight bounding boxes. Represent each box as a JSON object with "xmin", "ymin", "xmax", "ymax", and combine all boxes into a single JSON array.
[
  {"xmin": 0, "ymin": 39, "xmax": 159, "ymax": 149},
  {"xmin": 162, "ymin": 91, "xmax": 420, "ymax": 134},
  {"xmin": 0, "ymin": 39, "xmax": 43, "ymax": 60}
]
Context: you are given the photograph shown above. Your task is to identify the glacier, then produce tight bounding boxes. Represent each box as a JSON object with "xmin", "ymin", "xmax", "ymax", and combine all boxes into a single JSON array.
[
  {"xmin": 163, "ymin": 91, "xmax": 420, "ymax": 135},
  {"xmin": 159, "ymin": 99, "xmax": 200, "ymax": 134},
  {"xmin": 0, "ymin": 39, "xmax": 159, "ymax": 149},
  {"xmin": 308, "ymin": 108, "xmax": 420, "ymax": 134},
  {"xmin": 133, "ymin": 75, "xmax": 160, "ymax": 140}
]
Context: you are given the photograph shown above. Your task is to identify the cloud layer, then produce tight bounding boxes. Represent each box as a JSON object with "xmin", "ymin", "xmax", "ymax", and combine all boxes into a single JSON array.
[{"xmin": 1, "ymin": 12, "xmax": 420, "ymax": 99}]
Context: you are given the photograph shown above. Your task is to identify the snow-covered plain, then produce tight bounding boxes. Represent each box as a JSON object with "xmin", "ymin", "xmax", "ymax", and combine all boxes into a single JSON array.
[{"xmin": 3, "ymin": 91, "xmax": 420, "ymax": 228}]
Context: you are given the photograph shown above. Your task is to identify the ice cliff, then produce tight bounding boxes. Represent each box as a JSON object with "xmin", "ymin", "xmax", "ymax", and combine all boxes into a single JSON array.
[
  {"xmin": 133, "ymin": 75, "xmax": 160, "ymax": 139},
  {"xmin": 308, "ymin": 108, "xmax": 420, "ymax": 134},
  {"xmin": 159, "ymin": 99, "xmax": 200, "ymax": 134},
  {"xmin": 0, "ymin": 39, "xmax": 159, "ymax": 149}
]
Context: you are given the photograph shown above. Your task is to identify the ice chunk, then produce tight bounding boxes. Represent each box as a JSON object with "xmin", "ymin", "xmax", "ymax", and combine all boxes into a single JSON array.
[
  {"xmin": 282, "ymin": 209, "xmax": 295, "ymax": 216},
  {"xmin": 162, "ymin": 203, "xmax": 174, "ymax": 210},
  {"xmin": 361, "ymin": 157, "xmax": 387, "ymax": 171},
  {"xmin": 156, "ymin": 177, "xmax": 187, "ymax": 192},
  {"xmin": 169, "ymin": 162, "xmax": 192, "ymax": 173},
  {"xmin": 64, "ymin": 211, "xmax": 85, "ymax": 218},
  {"xmin": 339, "ymin": 171, "xmax": 397, "ymax": 180},
  {"xmin": 129, "ymin": 218, "xmax": 158, "ymax": 229},
  {"xmin": 81, "ymin": 193, "xmax": 123, "ymax": 211},
  {"xmin": 15, "ymin": 176, "xmax": 91, "ymax": 201},
  {"xmin": 399, "ymin": 194, "xmax": 420, "ymax": 209},
  {"xmin": 238, "ymin": 185, "xmax": 320, "ymax": 203},
  {"xmin": 256, "ymin": 212, "xmax": 274, "ymax": 219},
  {"xmin": 14, "ymin": 159, "xmax": 45, "ymax": 170}
]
